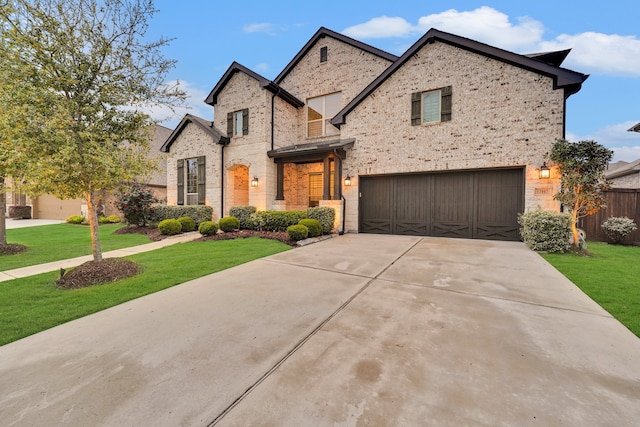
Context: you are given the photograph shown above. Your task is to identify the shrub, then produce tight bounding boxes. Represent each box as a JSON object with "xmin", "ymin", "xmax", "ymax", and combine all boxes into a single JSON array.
[
  {"xmin": 66, "ymin": 215, "xmax": 85, "ymax": 224},
  {"xmin": 299, "ymin": 218, "xmax": 322, "ymax": 237},
  {"xmin": 287, "ymin": 224, "xmax": 309, "ymax": 241},
  {"xmin": 158, "ymin": 219, "xmax": 182, "ymax": 235},
  {"xmin": 601, "ymin": 216, "xmax": 638, "ymax": 244},
  {"xmin": 250, "ymin": 210, "xmax": 307, "ymax": 232},
  {"xmin": 150, "ymin": 205, "xmax": 213, "ymax": 226},
  {"xmin": 114, "ymin": 182, "xmax": 157, "ymax": 226},
  {"xmin": 106, "ymin": 214, "xmax": 121, "ymax": 223},
  {"xmin": 229, "ymin": 206, "xmax": 257, "ymax": 229},
  {"xmin": 518, "ymin": 209, "xmax": 572, "ymax": 253},
  {"xmin": 219, "ymin": 216, "xmax": 240, "ymax": 232},
  {"xmin": 307, "ymin": 206, "xmax": 335, "ymax": 234},
  {"xmin": 198, "ymin": 221, "xmax": 219, "ymax": 236},
  {"xmin": 8, "ymin": 205, "xmax": 31, "ymax": 219},
  {"xmin": 177, "ymin": 216, "xmax": 196, "ymax": 232}
]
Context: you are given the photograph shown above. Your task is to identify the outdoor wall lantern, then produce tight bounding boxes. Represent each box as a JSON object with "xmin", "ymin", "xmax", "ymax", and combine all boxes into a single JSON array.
[
  {"xmin": 251, "ymin": 176, "xmax": 259, "ymax": 187},
  {"xmin": 344, "ymin": 175, "xmax": 352, "ymax": 186},
  {"xmin": 539, "ymin": 162, "xmax": 550, "ymax": 179}
]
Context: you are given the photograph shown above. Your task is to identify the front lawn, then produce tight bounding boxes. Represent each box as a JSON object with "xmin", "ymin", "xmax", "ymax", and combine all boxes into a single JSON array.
[
  {"xmin": 2, "ymin": 224, "xmax": 152, "ymax": 271},
  {"xmin": 0, "ymin": 237, "xmax": 291, "ymax": 346},
  {"xmin": 542, "ymin": 242, "xmax": 640, "ymax": 337}
]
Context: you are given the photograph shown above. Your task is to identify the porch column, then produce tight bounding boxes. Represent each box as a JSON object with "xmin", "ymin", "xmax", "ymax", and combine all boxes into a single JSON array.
[
  {"xmin": 322, "ymin": 156, "xmax": 331, "ymax": 200},
  {"xmin": 333, "ymin": 155, "xmax": 342, "ymax": 199},
  {"xmin": 276, "ymin": 161, "xmax": 284, "ymax": 200}
]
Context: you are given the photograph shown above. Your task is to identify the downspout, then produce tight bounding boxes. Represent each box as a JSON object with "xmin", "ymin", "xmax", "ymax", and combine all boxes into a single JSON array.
[{"xmin": 217, "ymin": 136, "xmax": 231, "ymax": 218}]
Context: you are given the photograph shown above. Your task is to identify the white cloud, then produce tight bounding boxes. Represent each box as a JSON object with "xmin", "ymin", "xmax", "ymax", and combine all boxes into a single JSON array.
[
  {"xmin": 243, "ymin": 23, "xmax": 276, "ymax": 36},
  {"xmin": 541, "ymin": 33, "xmax": 640, "ymax": 77},
  {"xmin": 343, "ymin": 16, "xmax": 415, "ymax": 39},
  {"xmin": 568, "ymin": 121, "xmax": 640, "ymax": 162},
  {"xmin": 254, "ymin": 62, "xmax": 270, "ymax": 73}
]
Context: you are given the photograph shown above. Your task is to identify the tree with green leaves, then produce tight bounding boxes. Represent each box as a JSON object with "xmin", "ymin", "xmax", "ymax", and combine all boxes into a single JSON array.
[
  {"xmin": 549, "ymin": 139, "xmax": 613, "ymax": 247},
  {"xmin": 0, "ymin": 0, "xmax": 184, "ymax": 260}
]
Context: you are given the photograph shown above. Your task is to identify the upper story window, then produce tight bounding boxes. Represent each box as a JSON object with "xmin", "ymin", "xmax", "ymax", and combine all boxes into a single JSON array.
[
  {"xmin": 320, "ymin": 46, "xmax": 328, "ymax": 63},
  {"xmin": 307, "ymin": 92, "xmax": 341, "ymax": 138},
  {"xmin": 411, "ymin": 86, "xmax": 452, "ymax": 125},
  {"xmin": 227, "ymin": 108, "xmax": 249, "ymax": 137}
]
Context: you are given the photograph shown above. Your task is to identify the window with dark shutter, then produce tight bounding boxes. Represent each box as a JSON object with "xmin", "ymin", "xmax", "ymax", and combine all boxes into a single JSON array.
[
  {"xmin": 227, "ymin": 112, "xmax": 233, "ymax": 137},
  {"xmin": 197, "ymin": 156, "xmax": 206, "ymax": 205},
  {"xmin": 228, "ymin": 109, "xmax": 249, "ymax": 137},
  {"xmin": 320, "ymin": 46, "xmax": 327, "ymax": 63},
  {"xmin": 441, "ymin": 86, "xmax": 452, "ymax": 122},
  {"xmin": 411, "ymin": 86, "xmax": 453, "ymax": 125},
  {"xmin": 177, "ymin": 159, "xmax": 184, "ymax": 205},
  {"xmin": 411, "ymin": 92, "xmax": 421, "ymax": 126},
  {"xmin": 242, "ymin": 108, "xmax": 249, "ymax": 135}
]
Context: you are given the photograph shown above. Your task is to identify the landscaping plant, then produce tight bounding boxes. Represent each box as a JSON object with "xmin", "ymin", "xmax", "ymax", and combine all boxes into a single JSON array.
[
  {"xmin": 299, "ymin": 218, "xmax": 322, "ymax": 237},
  {"xmin": 601, "ymin": 216, "xmax": 638, "ymax": 244},
  {"xmin": 198, "ymin": 221, "xmax": 219, "ymax": 236},
  {"xmin": 219, "ymin": 216, "xmax": 240, "ymax": 232},
  {"xmin": 158, "ymin": 219, "xmax": 182, "ymax": 235},
  {"xmin": 177, "ymin": 216, "xmax": 196, "ymax": 232},
  {"xmin": 287, "ymin": 224, "xmax": 309, "ymax": 241},
  {"xmin": 115, "ymin": 182, "xmax": 157, "ymax": 227}
]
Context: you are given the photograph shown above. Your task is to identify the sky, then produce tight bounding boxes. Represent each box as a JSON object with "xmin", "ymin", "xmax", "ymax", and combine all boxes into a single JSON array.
[{"xmin": 147, "ymin": 0, "xmax": 640, "ymax": 162}]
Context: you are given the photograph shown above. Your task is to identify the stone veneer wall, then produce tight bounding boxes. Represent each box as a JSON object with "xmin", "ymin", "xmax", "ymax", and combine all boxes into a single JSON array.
[{"xmin": 338, "ymin": 41, "xmax": 566, "ymax": 232}]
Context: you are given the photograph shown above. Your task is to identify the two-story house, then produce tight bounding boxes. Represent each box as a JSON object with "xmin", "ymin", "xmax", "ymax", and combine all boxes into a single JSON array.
[{"xmin": 161, "ymin": 27, "xmax": 587, "ymax": 241}]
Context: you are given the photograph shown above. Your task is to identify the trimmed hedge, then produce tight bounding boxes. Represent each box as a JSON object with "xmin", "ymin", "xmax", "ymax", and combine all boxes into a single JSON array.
[
  {"xmin": 287, "ymin": 224, "xmax": 309, "ymax": 241},
  {"xmin": 249, "ymin": 210, "xmax": 307, "ymax": 232},
  {"xmin": 158, "ymin": 219, "xmax": 182, "ymax": 235},
  {"xmin": 99, "ymin": 215, "xmax": 121, "ymax": 224},
  {"xmin": 66, "ymin": 215, "xmax": 85, "ymax": 224},
  {"xmin": 8, "ymin": 205, "xmax": 31, "ymax": 219},
  {"xmin": 229, "ymin": 206, "xmax": 257, "ymax": 229},
  {"xmin": 601, "ymin": 216, "xmax": 638, "ymax": 244},
  {"xmin": 219, "ymin": 216, "xmax": 240, "ymax": 232},
  {"xmin": 299, "ymin": 218, "xmax": 322, "ymax": 237},
  {"xmin": 306, "ymin": 206, "xmax": 335, "ymax": 234},
  {"xmin": 177, "ymin": 216, "xmax": 196, "ymax": 232},
  {"xmin": 518, "ymin": 209, "xmax": 571, "ymax": 253},
  {"xmin": 150, "ymin": 205, "xmax": 213, "ymax": 226},
  {"xmin": 198, "ymin": 221, "xmax": 219, "ymax": 236}
]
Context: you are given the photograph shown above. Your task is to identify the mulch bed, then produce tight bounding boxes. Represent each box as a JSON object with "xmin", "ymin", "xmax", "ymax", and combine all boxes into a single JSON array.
[
  {"xmin": 197, "ymin": 229, "xmax": 298, "ymax": 246},
  {"xmin": 113, "ymin": 225, "xmax": 164, "ymax": 241},
  {"xmin": 56, "ymin": 258, "xmax": 142, "ymax": 289},
  {"xmin": 0, "ymin": 243, "xmax": 28, "ymax": 256}
]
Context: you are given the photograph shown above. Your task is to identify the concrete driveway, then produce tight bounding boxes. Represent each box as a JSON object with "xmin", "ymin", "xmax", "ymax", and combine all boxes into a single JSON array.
[{"xmin": 1, "ymin": 235, "xmax": 639, "ymax": 426}]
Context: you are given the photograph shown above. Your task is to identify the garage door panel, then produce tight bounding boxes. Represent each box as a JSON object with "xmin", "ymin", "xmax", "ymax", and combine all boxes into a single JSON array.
[
  {"xmin": 394, "ymin": 175, "xmax": 430, "ymax": 235},
  {"xmin": 360, "ymin": 177, "xmax": 393, "ymax": 234},
  {"xmin": 432, "ymin": 172, "xmax": 472, "ymax": 238},
  {"xmin": 475, "ymin": 169, "xmax": 523, "ymax": 240}
]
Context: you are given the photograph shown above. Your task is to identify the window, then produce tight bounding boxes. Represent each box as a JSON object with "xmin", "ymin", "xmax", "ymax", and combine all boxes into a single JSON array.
[
  {"xmin": 320, "ymin": 46, "xmax": 328, "ymax": 63},
  {"xmin": 227, "ymin": 108, "xmax": 249, "ymax": 137},
  {"xmin": 411, "ymin": 86, "xmax": 452, "ymax": 125},
  {"xmin": 177, "ymin": 157, "xmax": 205, "ymax": 205},
  {"xmin": 307, "ymin": 93, "xmax": 341, "ymax": 137},
  {"xmin": 309, "ymin": 172, "xmax": 334, "ymax": 207}
]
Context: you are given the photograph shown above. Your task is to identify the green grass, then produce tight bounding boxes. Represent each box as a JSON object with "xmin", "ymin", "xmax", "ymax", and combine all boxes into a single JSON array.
[
  {"xmin": 542, "ymin": 242, "xmax": 640, "ymax": 337},
  {"xmin": 3, "ymin": 224, "xmax": 152, "ymax": 271},
  {"xmin": 0, "ymin": 237, "xmax": 291, "ymax": 346}
]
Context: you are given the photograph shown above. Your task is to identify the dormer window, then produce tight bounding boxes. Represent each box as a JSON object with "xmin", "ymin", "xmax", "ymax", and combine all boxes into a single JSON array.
[{"xmin": 320, "ymin": 46, "xmax": 328, "ymax": 63}]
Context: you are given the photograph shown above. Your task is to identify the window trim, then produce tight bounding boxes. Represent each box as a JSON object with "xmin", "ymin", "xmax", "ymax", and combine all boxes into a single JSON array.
[{"xmin": 411, "ymin": 86, "xmax": 452, "ymax": 126}]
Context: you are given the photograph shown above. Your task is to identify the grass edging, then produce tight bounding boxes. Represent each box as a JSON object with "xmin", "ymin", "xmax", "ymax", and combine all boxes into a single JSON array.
[{"xmin": 0, "ymin": 238, "xmax": 291, "ymax": 346}]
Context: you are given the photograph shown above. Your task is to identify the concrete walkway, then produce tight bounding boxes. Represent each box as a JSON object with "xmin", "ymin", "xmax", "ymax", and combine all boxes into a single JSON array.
[
  {"xmin": 1, "ymin": 235, "xmax": 639, "ymax": 426},
  {"xmin": 0, "ymin": 232, "xmax": 201, "ymax": 282}
]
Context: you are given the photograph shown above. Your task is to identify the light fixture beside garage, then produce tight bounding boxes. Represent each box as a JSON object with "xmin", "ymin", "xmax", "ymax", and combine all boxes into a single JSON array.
[
  {"xmin": 344, "ymin": 175, "xmax": 352, "ymax": 186},
  {"xmin": 539, "ymin": 162, "xmax": 550, "ymax": 179},
  {"xmin": 251, "ymin": 176, "xmax": 259, "ymax": 187}
]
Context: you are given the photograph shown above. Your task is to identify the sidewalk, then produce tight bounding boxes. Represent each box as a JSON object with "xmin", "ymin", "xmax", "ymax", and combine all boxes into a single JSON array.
[{"xmin": 0, "ymin": 232, "xmax": 201, "ymax": 282}]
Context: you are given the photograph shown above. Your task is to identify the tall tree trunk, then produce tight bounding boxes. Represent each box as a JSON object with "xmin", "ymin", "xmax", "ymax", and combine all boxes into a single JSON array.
[
  {"xmin": 571, "ymin": 199, "xmax": 580, "ymax": 247},
  {"xmin": 0, "ymin": 177, "xmax": 6, "ymax": 245},
  {"xmin": 86, "ymin": 190, "xmax": 102, "ymax": 262}
]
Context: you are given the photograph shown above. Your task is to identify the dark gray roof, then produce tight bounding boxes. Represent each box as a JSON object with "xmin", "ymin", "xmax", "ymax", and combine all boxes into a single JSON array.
[
  {"xmin": 268, "ymin": 138, "xmax": 355, "ymax": 160},
  {"xmin": 524, "ymin": 49, "xmax": 571, "ymax": 66},
  {"xmin": 160, "ymin": 114, "xmax": 225, "ymax": 153},
  {"xmin": 274, "ymin": 27, "xmax": 398, "ymax": 84},
  {"xmin": 628, "ymin": 122, "xmax": 640, "ymax": 132},
  {"xmin": 204, "ymin": 62, "xmax": 304, "ymax": 107},
  {"xmin": 605, "ymin": 159, "xmax": 640, "ymax": 179},
  {"xmin": 331, "ymin": 28, "xmax": 589, "ymax": 128}
]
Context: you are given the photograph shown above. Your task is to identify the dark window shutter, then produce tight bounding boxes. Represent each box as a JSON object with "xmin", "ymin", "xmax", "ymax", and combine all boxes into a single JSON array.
[
  {"xmin": 242, "ymin": 108, "xmax": 249, "ymax": 135},
  {"xmin": 227, "ymin": 112, "xmax": 233, "ymax": 137},
  {"xmin": 441, "ymin": 86, "xmax": 452, "ymax": 122},
  {"xmin": 177, "ymin": 159, "xmax": 184, "ymax": 205},
  {"xmin": 320, "ymin": 46, "xmax": 327, "ymax": 63},
  {"xmin": 411, "ymin": 92, "xmax": 421, "ymax": 126},
  {"xmin": 197, "ymin": 156, "xmax": 206, "ymax": 205}
]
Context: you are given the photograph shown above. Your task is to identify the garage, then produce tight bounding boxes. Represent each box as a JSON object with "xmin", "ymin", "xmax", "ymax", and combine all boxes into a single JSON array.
[
  {"xmin": 32, "ymin": 194, "xmax": 83, "ymax": 220},
  {"xmin": 359, "ymin": 168, "xmax": 524, "ymax": 241}
]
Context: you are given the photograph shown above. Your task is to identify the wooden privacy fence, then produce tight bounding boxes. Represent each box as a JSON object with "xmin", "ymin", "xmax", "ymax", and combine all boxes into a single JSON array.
[{"xmin": 578, "ymin": 189, "xmax": 640, "ymax": 244}]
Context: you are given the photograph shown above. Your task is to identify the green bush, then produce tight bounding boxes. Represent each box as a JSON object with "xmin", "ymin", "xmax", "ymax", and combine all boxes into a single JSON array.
[
  {"xmin": 299, "ymin": 218, "xmax": 322, "ymax": 237},
  {"xmin": 106, "ymin": 215, "xmax": 121, "ymax": 223},
  {"xmin": 219, "ymin": 216, "xmax": 240, "ymax": 232},
  {"xmin": 114, "ymin": 182, "xmax": 157, "ymax": 226},
  {"xmin": 287, "ymin": 224, "xmax": 309, "ymax": 241},
  {"xmin": 306, "ymin": 206, "xmax": 335, "ymax": 234},
  {"xmin": 66, "ymin": 215, "xmax": 85, "ymax": 224},
  {"xmin": 518, "ymin": 209, "xmax": 571, "ymax": 253},
  {"xmin": 150, "ymin": 205, "xmax": 213, "ymax": 226},
  {"xmin": 177, "ymin": 216, "xmax": 196, "ymax": 232},
  {"xmin": 250, "ymin": 210, "xmax": 307, "ymax": 232},
  {"xmin": 198, "ymin": 221, "xmax": 219, "ymax": 236},
  {"xmin": 8, "ymin": 205, "xmax": 31, "ymax": 219},
  {"xmin": 601, "ymin": 216, "xmax": 638, "ymax": 244},
  {"xmin": 158, "ymin": 219, "xmax": 182, "ymax": 235},
  {"xmin": 229, "ymin": 206, "xmax": 257, "ymax": 229}
]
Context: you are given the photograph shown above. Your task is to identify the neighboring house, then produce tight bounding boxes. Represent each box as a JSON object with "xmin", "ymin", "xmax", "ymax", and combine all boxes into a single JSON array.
[
  {"xmin": 605, "ymin": 159, "xmax": 640, "ymax": 188},
  {"xmin": 162, "ymin": 27, "xmax": 587, "ymax": 241},
  {"xmin": 5, "ymin": 124, "xmax": 171, "ymax": 220}
]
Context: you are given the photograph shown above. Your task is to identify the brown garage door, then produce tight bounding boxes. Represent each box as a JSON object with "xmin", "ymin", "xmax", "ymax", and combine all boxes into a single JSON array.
[
  {"xmin": 359, "ymin": 168, "xmax": 524, "ymax": 241},
  {"xmin": 33, "ymin": 194, "xmax": 83, "ymax": 220}
]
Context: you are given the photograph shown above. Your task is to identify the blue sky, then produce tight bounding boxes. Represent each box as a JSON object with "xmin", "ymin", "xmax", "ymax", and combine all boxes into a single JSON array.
[{"xmin": 148, "ymin": 0, "xmax": 640, "ymax": 162}]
